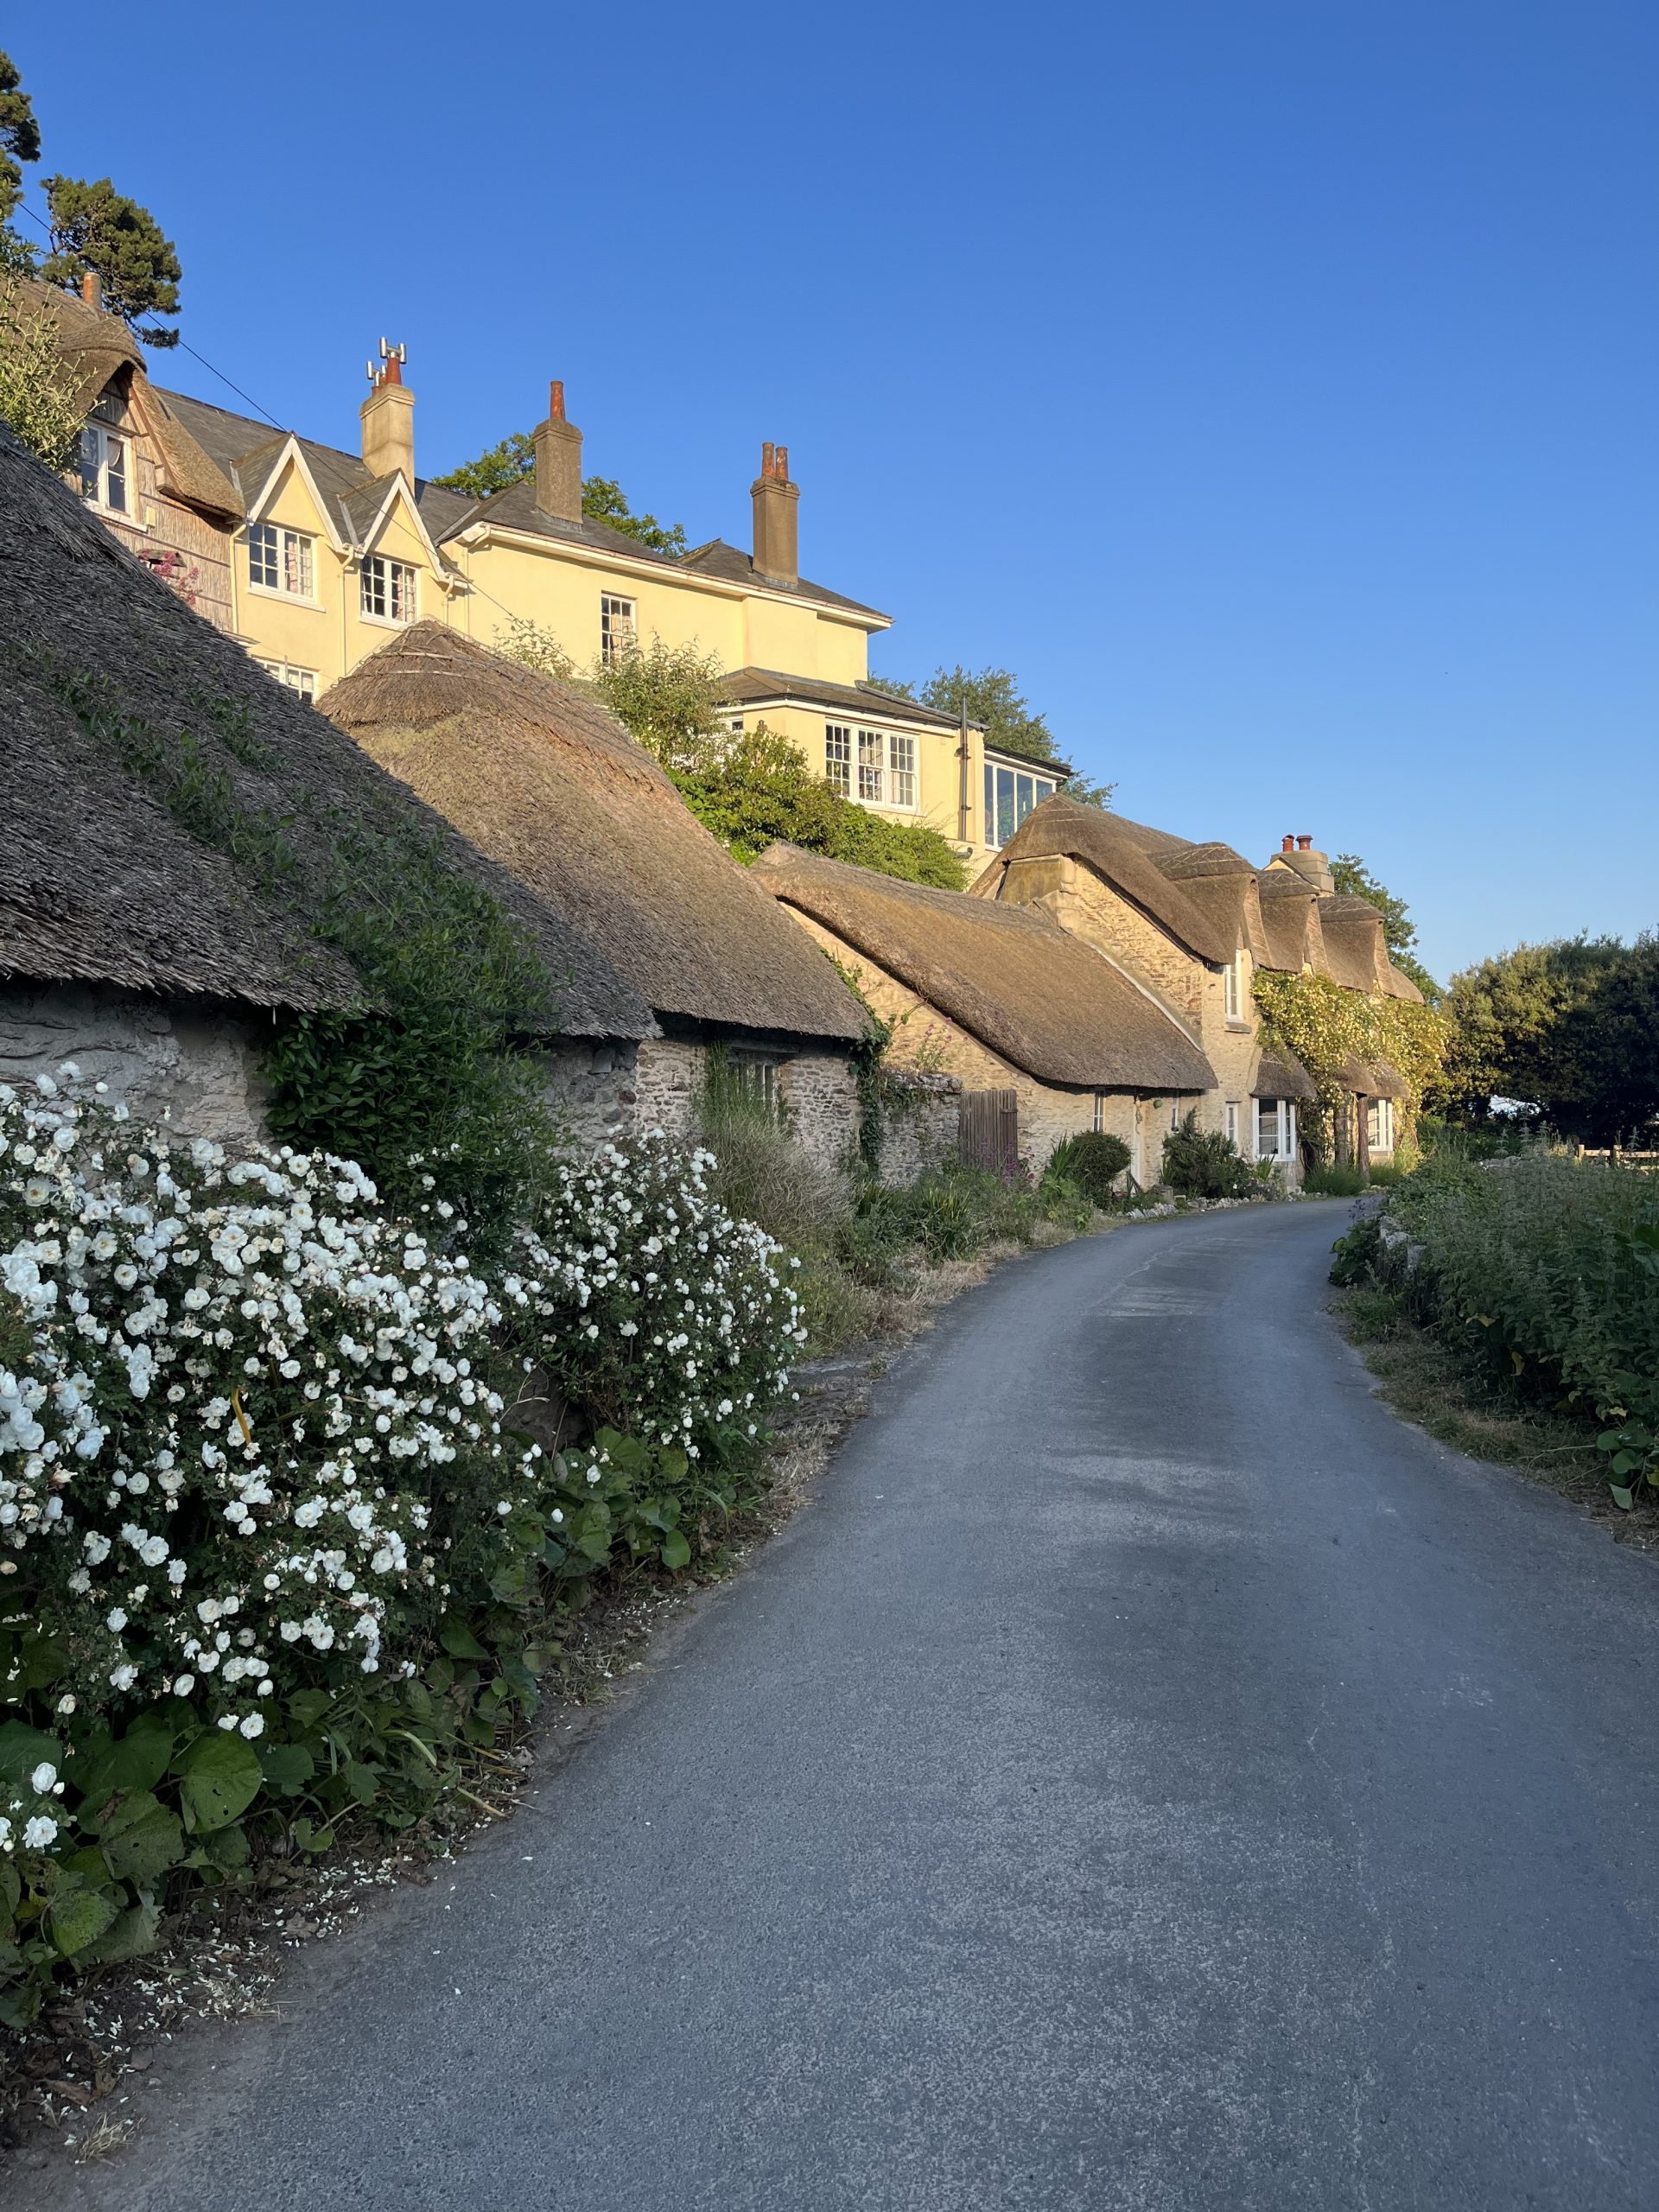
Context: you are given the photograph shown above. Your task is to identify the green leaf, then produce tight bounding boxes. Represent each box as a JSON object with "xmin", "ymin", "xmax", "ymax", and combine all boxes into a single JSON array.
[
  {"xmin": 437, "ymin": 1616, "xmax": 490, "ymax": 1662},
  {"xmin": 0, "ymin": 1719, "xmax": 62, "ymax": 1788},
  {"xmin": 95, "ymin": 1793, "xmax": 184, "ymax": 1886},
  {"xmin": 81, "ymin": 1899, "xmax": 162, "ymax": 1967},
  {"xmin": 343, "ymin": 1761, "xmax": 381, "ymax": 1808},
  {"xmin": 660, "ymin": 1529, "xmax": 691, "ymax": 1570},
  {"xmin": 1611, "ymin": 1484, "xmax": 1636, "ymax": 1511},
  {"xmin": 177, "ymin": 1732, "xmax": 264, "ymax": 1834},
  {"xmin": 255, "ymin": 1741, "xmax": 316, "ymax": 1796},
  {"xmin": 198, "ymin": 1821, "xmax": 250, "ymax": 1871},
  {"xmin": 48, "ymin": 1882, "xmax": 119, "ymax": 1959},
  {"xmin": 71, "ymin": 1714, "xmax": 175, "ymax": 1802}
]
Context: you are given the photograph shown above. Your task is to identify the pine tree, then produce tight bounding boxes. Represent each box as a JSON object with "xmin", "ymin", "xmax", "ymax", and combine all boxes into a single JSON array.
[{"xmin": 41, "ymin": 175, "xmax": 181, "ymax": 346}]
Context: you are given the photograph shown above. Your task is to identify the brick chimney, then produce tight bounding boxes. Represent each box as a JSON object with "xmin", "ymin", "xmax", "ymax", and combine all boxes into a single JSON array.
[
  {"xmin": 80, "ymin": 270, "xmax": 103, "ymax": 312},
  {"xmin": 533, "ymin": 379, "xmax": 583, "ymax": 524},
  {"xmin": 752, "ymin": 441, "xmax": 799, "ymax": 584},
  {"xmin": 360, "ymin": 340, "xmax": 415, "ymax": 483}
]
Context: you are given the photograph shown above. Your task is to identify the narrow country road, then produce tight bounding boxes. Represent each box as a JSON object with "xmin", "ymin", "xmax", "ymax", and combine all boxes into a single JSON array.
[{"xmin": 35, "ymin": 1204, "xmax": 1659, "ymax": 2211}]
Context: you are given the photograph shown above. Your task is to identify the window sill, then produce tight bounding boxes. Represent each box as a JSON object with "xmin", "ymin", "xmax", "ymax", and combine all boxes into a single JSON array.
[
  {"xmin": 248, "ymin": 583, "xmax": 323, "ymax": 611},
  {"xmin": 85, "ymin": 500, "xmax": 147, "ymax": 533},
  {"xmin": 359, "ymin": 612, "xmax": 415, "ymax": 630}
]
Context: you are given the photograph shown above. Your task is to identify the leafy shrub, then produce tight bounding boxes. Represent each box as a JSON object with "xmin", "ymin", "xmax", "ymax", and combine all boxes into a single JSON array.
[
  {"xmin": 1162, "ymin": 1113, "xmax": 1251, "ymax": 1199},
  {"xmin": 1363, "ymin": 1159, "xmax": 1408, "ymax": 1186},
  {"xmin": 1305, "ymin": 1162, "xmax": 1367, "ymax": 1197},
  {"xmin": 1045, "ymin": 1132, "xmax": 1131, "ymax": 1209},
  {"xmin": 1368, "ymin": 1153, "xmax": 1659, "ymax": 1508},
  {"xmin": 0, "ymin": 1084, "xmax": 805, "ymax": 2025},
  {"xmin": 512, "ymin": 1137, "xmax": 804, "ymax": 1461}
]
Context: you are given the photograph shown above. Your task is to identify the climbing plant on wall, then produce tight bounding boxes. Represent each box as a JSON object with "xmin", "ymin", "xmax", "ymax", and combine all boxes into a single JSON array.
[{"xmin": 1252, "ymin": 970, "xmax": 1450, "ymax": 1163}]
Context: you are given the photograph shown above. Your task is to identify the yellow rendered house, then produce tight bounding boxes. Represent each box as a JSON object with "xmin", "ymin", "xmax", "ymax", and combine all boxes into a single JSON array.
[{"xmin": 32, "ymin": 280, "xmax": 1067, "ymax": 867}]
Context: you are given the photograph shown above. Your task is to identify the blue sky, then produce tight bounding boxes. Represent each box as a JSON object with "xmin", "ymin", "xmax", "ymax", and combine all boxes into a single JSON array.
[{"xmin": 10, "ymin": 2, "xmax": 1655, "ymax": 981}]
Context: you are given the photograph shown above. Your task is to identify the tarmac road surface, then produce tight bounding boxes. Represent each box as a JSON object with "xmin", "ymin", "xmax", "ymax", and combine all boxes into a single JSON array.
[{"xmin": 32, "ymin": 1202, "xmax": 1659, "ymax": 2210}]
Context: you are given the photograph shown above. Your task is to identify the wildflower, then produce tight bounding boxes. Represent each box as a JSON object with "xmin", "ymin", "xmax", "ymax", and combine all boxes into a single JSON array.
[{"xmin": 22, "ymin": 1815, "xmax": 57, "ymax": 1850}]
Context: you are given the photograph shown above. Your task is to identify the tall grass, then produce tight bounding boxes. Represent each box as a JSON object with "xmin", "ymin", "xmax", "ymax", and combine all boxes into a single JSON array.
[{"xmin": 1379, "ymin": 1150, "xmax": 1659, "ymax": 1498}]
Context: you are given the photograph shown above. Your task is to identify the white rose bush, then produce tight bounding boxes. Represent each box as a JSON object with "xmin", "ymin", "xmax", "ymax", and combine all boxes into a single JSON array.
[{"xmin": 0, "ymin": 1083, "xmax": 804, "ymax": 2025}]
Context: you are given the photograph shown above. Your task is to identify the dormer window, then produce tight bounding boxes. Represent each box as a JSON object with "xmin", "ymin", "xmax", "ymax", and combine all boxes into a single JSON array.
[
  {"xmin": 249, "ymin": 523, "xmax": 315, "ymax": 600},
  {"xmin": 77, "ymin": 398, "xmax": 130, "ymax": 515},
  {"xmin": 982, "ymin": 763, "xmax": 1058, "ymax": 847},
  {"xmin": 361, "ymin": 555, "xmax": 417, "ymax": 624}
]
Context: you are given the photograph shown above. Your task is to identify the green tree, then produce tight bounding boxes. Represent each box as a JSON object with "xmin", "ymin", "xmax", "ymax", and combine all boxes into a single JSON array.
[
  {"xmin": 580, "ymin": 474, "xmax": 687, "ymax": 556},
  {"xmin": 672, "ymin": 723, "xmax": 965, "ymax": 888},
  {"xmin": 433, "ymin": 429, "xmax": 535, "ymax": 502},
  {"xmin": 433, "ymin": 433, "xmax": 687, "ymax": 552},
  {"xmin": 0, "ymin": 48, "xmax": 41, "ymax": 233},
  {"xmin": 41, "ymin": 175, "xmax": 180, "ymax": 346},
  {"xmin": 0, "ymin": 272, "xmax": 86, "ymax": 467},
  {"xmin": 593, "ymin": 636, "xmax": 726, "ymax": 770},
  {"xmin": 1442, "ymin": 935, "xmax": 1659, "ymax": 1147},
  {"xmin": 1331, "ymin": 852, "xmax": 1440, "ymax": 1002},
  {"xmin": 922, "ymin": 664, "xmax": 1057, "ymax": 761}
]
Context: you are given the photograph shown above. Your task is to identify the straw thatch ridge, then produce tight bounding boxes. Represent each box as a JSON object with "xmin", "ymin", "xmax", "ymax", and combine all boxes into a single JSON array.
[
  {"xmin": 752, "ymin": 842, "xmax": 1217, "ymax": 1094},
  {"xmin": 320, "ymin": 626, "xmax": 867, "ymax": 1047},
  {"xmin": 0, "ymin": 424, "xmax": 651, "ymax": 1038},
  {"xmin": 974, "ymin": 794, "xmax": 1236, "ymax": 966}
]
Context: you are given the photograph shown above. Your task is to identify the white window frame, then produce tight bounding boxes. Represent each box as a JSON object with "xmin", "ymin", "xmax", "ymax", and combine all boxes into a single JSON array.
[
  {"xmin": 1254, "ymin": 1097, "xmax": 1297, "ymax": 1163},
  {"xmin": 1225, "ymin": 1101, "xmax": 1239, "ymax": 1147},
  {"xmin": 982, "ymin": 761, "xmax": 1058, "ymax": 847},
  {"xmin": 600, "ymin": 593, "xmax": 636, "ymax": 666},
  {"xmin": 887, "ymin": 731, "xmax": 918, "ymax": 809},
  {"xmin": 1367, "ymin": 1096, "xmax": 1395, "ymax": 1154},
  {"xmin": 247, "ymin": 522, "xmax": 318, "ymax": 605},
  {"xmin": 825, "ymin": 722, "xmax": 852, "ymax": 795},
  {"xmin": 361, "ymin": 555, "xmax": 418, "ymax": 626},
  {"xmin": 256, "ymin": 658, "xmax": 318, "ymax": 702},
  {"xmin": 1224, "ymin": 950, "xmax": 1245, "ymax": 1024},
  {"xmin": 856, "ymin": 728, "xmax": 885, "ymax": 802},
  {"xmin": 78, "ymin": 407, "xmax": 132, "ymax": 518}
]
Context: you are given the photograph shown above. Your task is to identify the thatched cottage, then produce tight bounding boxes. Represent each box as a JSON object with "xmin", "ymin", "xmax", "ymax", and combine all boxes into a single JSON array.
[
  {"xmin": 0, "ymin": 423, "xmax": 652, "ymax": 1142},
  {"xmin": 976, "ymin": 798, "xmax": 1420, "ymax": 1177},
  {"xmin": 320, "ymin": 626, "xmax": 869, "ymax": 1164},
  {"xmin": 750, "ymin": 842, "xmax": 1216, "ymax": 1178}
]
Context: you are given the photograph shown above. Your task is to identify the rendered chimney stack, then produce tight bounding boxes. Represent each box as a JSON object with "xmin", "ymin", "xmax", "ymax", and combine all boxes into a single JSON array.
[
  {"xmin": 1278, "ymin": 833, "xmax": 1335, "ymax": 896},
  {"xmin": 80, "ymin": 270, "xmax": 103, "ymax": 312},
  {"xmin": 752, "ymin": 439, "xmax": 799, "ymax": 584},
  {"xmin": 533, "ymin": 378, "xmax": 583, "ymax": 524},
  {"xmin": 359, "ymin": 340, "xmax": 415, "ymax": 483}
]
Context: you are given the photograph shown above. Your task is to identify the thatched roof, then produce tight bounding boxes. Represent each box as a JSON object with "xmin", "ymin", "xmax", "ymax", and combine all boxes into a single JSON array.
[
  {"xmin": 319, "ymin": 626, "xmax": 866, "ymax": 1047},
  {"xmin": 975, "ymin": 795, "xmax": 1236, "ymax": 965},
  {"xmin": 0, "ymin": 425, "xmax": 649, "ymax": 1038},
  {"xmin": 9, "ymin": 276, "xmax": 142, "ymax": 417},
  {"xmin": 1252, "ymin": 1050, "xmax": 1318, "ymax": 1102},
  {"xmin": 753, "ymin": 842, "xmax": 1216, "ymax": 1093}
]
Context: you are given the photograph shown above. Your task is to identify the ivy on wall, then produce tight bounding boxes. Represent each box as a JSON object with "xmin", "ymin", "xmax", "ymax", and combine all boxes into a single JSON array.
[{"xmin": 1252, "ymin": 970, "xmax": 1450, "ymax": 1162}]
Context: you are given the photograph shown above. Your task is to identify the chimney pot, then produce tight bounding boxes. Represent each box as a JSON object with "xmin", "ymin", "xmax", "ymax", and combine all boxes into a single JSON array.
[
  {"xmin": 1281, "ymin": 835, "xmax": 1295, "ymax": 853},
  {"xmin": 775, "ymin": 445, "xmax": 789, "ymax": 481},
  {"xmin": 1297, "ymin": 835, "xmax": 1313, "ymax": 850},
  {"xmin": 80, "ymin": 270, "xmax": 103, "ymax": 311},
  {"xmin": 761, "ymin": 441, "xmax": 776, "ymax": 479},
  {"xmin": 533, "ymin": 379, "xmax": 583, "ymax": 523}
]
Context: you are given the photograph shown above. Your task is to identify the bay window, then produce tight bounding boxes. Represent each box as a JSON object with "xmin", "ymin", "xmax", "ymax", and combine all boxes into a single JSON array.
[{"xmin": 982, "ymin": 762, "xmax": 1058, "ymax": 847}]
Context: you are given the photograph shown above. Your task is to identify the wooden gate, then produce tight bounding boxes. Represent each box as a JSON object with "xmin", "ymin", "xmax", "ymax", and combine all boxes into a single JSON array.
[{"xmin": 960, "ymin": 1087, "xmax": 1019, "ymax": 1176}]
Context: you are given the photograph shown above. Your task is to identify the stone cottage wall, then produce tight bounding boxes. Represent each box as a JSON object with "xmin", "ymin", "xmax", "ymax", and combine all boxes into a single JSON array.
[
  {"xmin": 875, "ymin": 1070, "xmax": 961, "ymax": 1186},
  {"xmin": 536, "ymin": 1039, "xmax": 641, "ymax": 1150},
  {"xmin": 778, "ymin": 1051, "xmax": 861, "ymax": 1172},
  {"xmin": 0, "ymin": 983, "xmax": 269, "ymax": 1148},
  {"xmin": 632, "ymin": 1036, "xmax": 707, "ymax": 1141}
]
